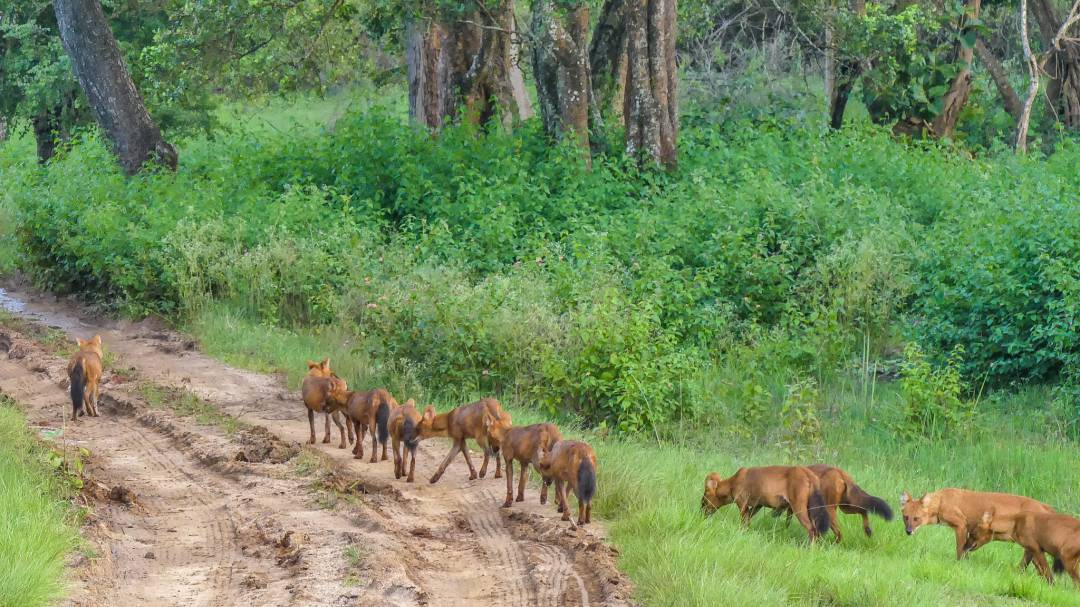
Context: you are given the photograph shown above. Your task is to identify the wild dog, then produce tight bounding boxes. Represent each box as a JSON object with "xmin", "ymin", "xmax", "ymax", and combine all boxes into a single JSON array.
[
  {"xmin": 967, "ymin": 510, "xmax": 1080, "ymax": 585},
  {"xmin": 342, "ymin": 388, "xmax": 398, "ymax": 463},
  {"xmin": 701, "ymin": 466, "xmax": 831, "ymax": 542},
  {"xmin": 772, "ymin": 465, "xmax": 893, "ymax": 541},
  {"xmin": 384, "ymin": 399, "xmax": 422, "ymax": 482},
  {"xmin": 533, "ymin": 439, "xmax": 597, "ymax": 525},
  {"xmin": 485, "ymin": 422, "xmax": 562, "ymax": 508},
  {"xmin": 305, "ymin": 358, "xmax": 355, "ymax": 444},
  {"xmin": 900, "ymin": 488, "xmax": 1054, "ymax": 560},
  {"xmin": 301, "ymin": 359, "xmax": 351, "ymax": 448},
  {"xmin": 415, "ymin": 398, "xmax": 512, "ymax": 483},
  {"xmin": 68, "ymin": 335, "xmax": 104, "ymax": 422}
]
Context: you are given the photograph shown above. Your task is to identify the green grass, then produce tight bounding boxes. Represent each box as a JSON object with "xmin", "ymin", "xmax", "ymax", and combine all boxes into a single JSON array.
[
  {"xmin": 0, "ymin": 398, "xmax": 78, "ymax": 607},
  {"xmin": 135, "ymin": 381, "xmax": 245, "ymax": 435},
  {"xmin": 185, "ymin": 304, "xmax": 1080, "ymax": 606}
]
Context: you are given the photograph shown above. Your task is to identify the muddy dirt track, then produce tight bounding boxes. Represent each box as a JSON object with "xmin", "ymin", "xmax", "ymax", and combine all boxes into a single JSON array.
[{"xmin": 0, "ymin": 283, "xmax": 635, "ymax": 607}]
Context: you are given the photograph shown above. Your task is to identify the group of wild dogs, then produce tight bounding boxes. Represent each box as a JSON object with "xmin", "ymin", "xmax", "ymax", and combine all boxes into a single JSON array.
[{"xmin": 66, "ymin": 339, "xmax": 1080, "ymax": 587}]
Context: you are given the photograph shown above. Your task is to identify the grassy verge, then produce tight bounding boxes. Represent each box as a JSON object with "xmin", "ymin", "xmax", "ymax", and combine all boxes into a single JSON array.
[
  {"xmin": 186, "ymin": 304, "xmax": 1080, "ymax": 607},
  {"xmin": 0, "ymin": 397, "xmax": 78, "ymax": 607}
]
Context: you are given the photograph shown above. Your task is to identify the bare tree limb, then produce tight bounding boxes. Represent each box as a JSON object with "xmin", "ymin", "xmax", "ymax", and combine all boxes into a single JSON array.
[
  {"xmin": 974, "ymin": 39, "xmax": 1023, "ymax": 120},
  {"xmin": 1017, "ymin": 0, "xmax": 1039, "ymax": 153}
]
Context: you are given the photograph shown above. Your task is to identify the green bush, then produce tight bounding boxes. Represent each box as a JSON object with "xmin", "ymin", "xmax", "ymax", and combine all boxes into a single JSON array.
[
  {"xmin": 894, "ymin": 343, "xmax": 975, "ymax": 440},
  {"xmin": 7, "ymin": 98, "xmax": 1080, "ymax": 430}
]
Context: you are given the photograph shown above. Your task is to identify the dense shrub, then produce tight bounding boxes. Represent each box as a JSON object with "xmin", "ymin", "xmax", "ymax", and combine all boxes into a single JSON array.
[{"xmin": 6, "ymin": 100, "xmax": 1080, "ymax": 429}]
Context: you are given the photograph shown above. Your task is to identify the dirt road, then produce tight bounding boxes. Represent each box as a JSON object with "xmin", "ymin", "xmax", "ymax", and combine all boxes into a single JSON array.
[{"xmin": 0, "ymin": 283, "xmax": 634, "ymax": 607}]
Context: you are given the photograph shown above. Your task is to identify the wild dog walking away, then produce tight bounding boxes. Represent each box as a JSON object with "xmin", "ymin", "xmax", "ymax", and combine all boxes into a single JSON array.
[
  {"xmin": 967, "ymin": 510, "xmax": 1080, "ymax": 586},
  {"xmin": 900, "ymin": 488, "xmax": 1054, "ymax": 560},
  {"xmin": 342, "ymin": 388, "xmax": 398, "ymax": 462},
  {"xmin": 416, "ymin": 397, "xmax": 512, "ymax": 483},
  {"xmin": 806, "ymin": 464, "xmax": 893, "ymax": 541},
  {"xmin": 486, "ymin": 422, "xmax": 562, "ymax": 508},
  {"xmin": 702, "ymin": 466, "xmax": 831, "ymax": 542},
  {"xmin": 301, "ymin": 359, "xmax": 351, "ymax": 448},
  {"xmin": 384, "ymin": 399, "xmax": 423, "ymax": 482},
  {"xmin": 534, "ymin": 439, "xmax": 597, "ymax": 525},
  {"xmin": 68, "ymin": 335, "xmax": 103, "ymax": 422}
]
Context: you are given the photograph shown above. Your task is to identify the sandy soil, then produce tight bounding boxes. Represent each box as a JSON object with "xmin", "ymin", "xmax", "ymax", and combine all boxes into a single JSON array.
[{"xmin": 0, "ymin": 282, "xmax": 635, "ymax": 607}]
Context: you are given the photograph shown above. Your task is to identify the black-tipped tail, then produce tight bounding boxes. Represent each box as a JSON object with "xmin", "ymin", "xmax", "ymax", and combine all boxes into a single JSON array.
[
  {"xmin": 577, "ymin": 459, "xmax": 596, "ymax": 504},
  {"xmin": 808, "ymin": 489, "xmax": 830, "ymax": 536},
  {"xmin": 69, "ymin": 361, "xmax": 85, "ymax": 418},
  {"xmin": 376, "ymin": 401, "xmax": 390, "ymax": 445},
  {"xmin": 403, "ymin": 416, "xmax": 418, "ymax": 451},
  {"xmin": 849, "ymin": 483, "xmax": 894, "ymax": 521}
]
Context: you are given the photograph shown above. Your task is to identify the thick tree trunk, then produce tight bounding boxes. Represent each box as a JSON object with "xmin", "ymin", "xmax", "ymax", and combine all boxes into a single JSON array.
[
  {"xmin": 532, "ymin": 0, "xmax": 591, "ymax": 154},
  {"xmin": 624, "ymin": 0, "xmax": 677, "ymax": 169},
  {"xmin": 406, "ymin": 18, "xmax": 451, "ymax": 130},
  {"xmin": 974, "ymin": 39, "xmax": 1023, "ymax": 121},
  {"xmin": 406, "ymin": 2, "xmax": 532, "ymax": 131},
  {"xmin": 590, "ymin": 0, "xmax": 629, "ymax": 125},
  {"xmin": 929, "ymin": 0, "xmax": 981, "ymax": 138},
  {"xmin": 53, "ymin": 0, "xmax": 176, "ymax": 174},
  {"xmin": 1031, "ymin": 0, "xmax": 1080, "ymax": 128}
]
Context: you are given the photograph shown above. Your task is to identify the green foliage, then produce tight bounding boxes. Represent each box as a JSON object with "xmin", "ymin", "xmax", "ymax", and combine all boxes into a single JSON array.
[
  {"xmin": 7, "ymin": 95, "xmax": 1080, "ymax": 430},
  {"xmin": 894, "ymin": 343, "xmax": 975, "ymax": 439},
  {"xmin": 777, "ymin": 377, "xmax": 823, "ymax": 458}
]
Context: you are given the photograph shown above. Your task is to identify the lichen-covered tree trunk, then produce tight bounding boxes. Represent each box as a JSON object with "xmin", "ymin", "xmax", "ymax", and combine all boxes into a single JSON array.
[
  {"xmin": 1031, "ymin": 0, "xmax": 1080, "ymax": 129},
  {"xmin": 624, "ymin": 0, "xmax": 677, "ymax": 169},
  {"xmin": 406, "ymin": 1, "xmax": 532, "ymax": 131},
  {"xmin": 53, "ymin": 0, "xmax": 176, "ymax": 174},
  {"xmin": 532, "ymin": 0, "xmax": 591, "ymax": 154},
  {"xmin": 590, "ymin": 0, "xmax": 629, "ymax": 125}
]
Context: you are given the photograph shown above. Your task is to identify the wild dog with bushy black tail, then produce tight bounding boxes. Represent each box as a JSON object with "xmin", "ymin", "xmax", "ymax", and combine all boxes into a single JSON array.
[
  {"xmin": 68, "ymin": 335, "xmax": 103, "ymax": 422},
  {"xmin": 774, "ymin": 465, "xmax": 892, "ymax": 542},
  {"xmin": 701, "ymin": 465, "xmax": 831, "ymax": 542},
  {"xmin": 534, "ymin": 440, "xmax": 597, "ymax": 526}
]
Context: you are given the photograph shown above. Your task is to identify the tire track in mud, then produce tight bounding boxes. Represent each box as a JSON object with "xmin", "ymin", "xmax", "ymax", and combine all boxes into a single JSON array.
[{"xmin": 0, "ymin": 283, "xmax": 637, "ymax": 607}]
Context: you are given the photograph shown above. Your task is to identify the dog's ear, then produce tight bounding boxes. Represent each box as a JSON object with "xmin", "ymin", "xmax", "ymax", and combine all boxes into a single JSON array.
[
  {"xmin": 705, "ymin": 476, "xmax": 719, "ymax": 492},
  {"xmin": 900, "ymin": 492, "xmax": 911, "ymax": 506},
  {"xmin": 76, "ymin": 337, "xmax": 86, "ymax": 347},
  {"xmin": 422, "ymin": 406, "xmax": 436, "ymax": 423},
  {"xmin": 91, "ymin": 335, "xmax": 102, "ymax": 345},
  {"xmin": 307, "ymin": 360, "xmax": 319, "ymax": 370}
]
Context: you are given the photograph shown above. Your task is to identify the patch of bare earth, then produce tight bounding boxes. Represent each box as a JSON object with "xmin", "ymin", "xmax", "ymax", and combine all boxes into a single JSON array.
[{"xmin": 0, "ymin": 281, "xmax": 635, "ymax": 607}]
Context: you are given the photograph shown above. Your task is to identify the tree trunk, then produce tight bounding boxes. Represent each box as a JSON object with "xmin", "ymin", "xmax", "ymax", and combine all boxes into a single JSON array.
[
  {"xmin": 624, "ymin": 0, "xmax": 677, "ymax": 169},
  {"xmin": 928, "ymin": 0, "xmax": 981, "ymax": 138},
  {"xmin": 590, "ymin": 0, "xmax": 629, "ymax": 125},
  {"xmin": 825, "ymin": 0, "xmax": 864, "ymax": 129},
  {"xmin": 53, "ymin": 0, "xmax": 176, "ymax": 174},
  {"xmin": 0, "ymin": 118, "xmax": 7, "ymax": 144},
  {"xmin": 1031, "ymin": 0, "xmax": 1080, "ymax": 129},
  {"xmin": 1017, "ymin": 0, "xmax": 1040, "ymax": 152},
  {"xmin": 974, "ymin": 39, "xmax": 1023, "ymax": 121},
  {"xmin": 532, "ymin": 0, "xmax": 591, "ymax": 154},
  {"xmin": 33, "ymin": 106, "xmax": 62, "ymax": 164},
  {"xmin": 406, "ymin": 2, "xmax": 532, "ymax": 131},
  {"xmin": 406, "ymin": 18, "xmax": 451, "ymax": 130}
]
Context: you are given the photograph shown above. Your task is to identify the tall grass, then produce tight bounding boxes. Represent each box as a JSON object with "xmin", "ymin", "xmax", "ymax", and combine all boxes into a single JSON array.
[{"xmin": 0, "ymin": 399, "xmax": 77, "ymax": 607}]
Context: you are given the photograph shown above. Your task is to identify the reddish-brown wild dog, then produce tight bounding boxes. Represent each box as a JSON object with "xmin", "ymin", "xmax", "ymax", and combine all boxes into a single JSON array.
[
  {"xmin": 414, "ymin": 397, "xmax": 512, "ymax": 483},
  {"xmin": 300, "ymin": 358, "xmax": 351, "ymax": 448},
  {"xmin": 383, "ymin": 399, "xmax": 423, "ymax": 482},
  {"xmin": 701, "ymin": 466, "xmax": 831, "ymax": 542},
  {"xmin": 342, "ymin": 388, "xmax": 398, "ymax": 462},
  {"xmin": 486, "ymin": 422, "xmax": 562, "ymax": 508},
  {"xmin": 68, "ymin": 335, "xmax": 104, "ymax": 422},
  {"xmin": 533, "ymin": 439, "xmax": 597, "ymax": 525}
]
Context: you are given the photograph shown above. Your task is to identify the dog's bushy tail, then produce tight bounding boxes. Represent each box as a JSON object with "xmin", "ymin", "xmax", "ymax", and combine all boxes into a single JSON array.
[
  {"xmin": 577, "ymin": 459, "xmax": 596, "ymax": 504},
  {"xmin": 69, "ymin": 361, "xmax": 85, "ymax": 419},
  {"xmin": 376, "ymin": 401, "xmax": 391, "ymax": 445},
  {"xmin": 808, "ymin": 489, "xmax": 831, "ymax": 536},
  {"xmin": 848, "ymin": 482, "xmax": 894, "ymax": 520}
]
